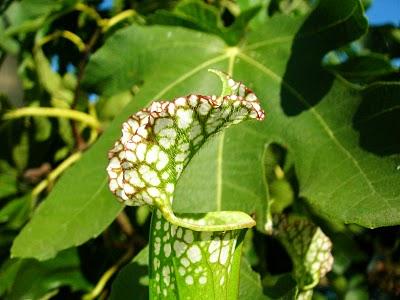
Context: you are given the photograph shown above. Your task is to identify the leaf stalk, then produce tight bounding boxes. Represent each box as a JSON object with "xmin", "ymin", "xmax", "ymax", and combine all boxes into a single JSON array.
[{"xmin": 3, "ymin": 107, "xmax": 101, "ymax": 130}]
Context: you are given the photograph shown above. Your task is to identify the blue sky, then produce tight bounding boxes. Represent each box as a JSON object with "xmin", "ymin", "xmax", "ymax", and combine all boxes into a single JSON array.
[{"xmin": 366, "ymin": 0, "xmax": 400, "ymax": 25}]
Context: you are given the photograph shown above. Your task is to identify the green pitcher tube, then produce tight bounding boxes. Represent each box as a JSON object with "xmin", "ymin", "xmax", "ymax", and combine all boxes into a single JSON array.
[{"xmin": 149, "ymin": 209, "xmax": 247, "ymax": 299}]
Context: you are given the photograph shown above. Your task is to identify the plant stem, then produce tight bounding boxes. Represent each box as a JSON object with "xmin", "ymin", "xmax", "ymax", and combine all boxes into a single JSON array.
[
  {"xmin": 116, "ymin": 211, "xmax": 134, "ymax": 237},
  {"xmin": 31, "ymin": 152, "xmax": 82, "ymax": 205},
  {"xmin": 70, "ymin": 26, "xmax": 102, "ymax": 150},
  {"xmin": 102, "ymin": 9, "xmax": 137, "ymax": 32},
  {"xmin": 3, "ymin": 107, "xmax": 101, "ymax": 130},
  {"xmin": 82, "ymin": 247, "xmax": 134, "ymax": 300},
  {"xmin": 34, "ymin": 30, "xmax": 86, "ymax": 52},
  {"xmin": 74, "ymin": 3, "xmax": 104, "ymax": 26}
]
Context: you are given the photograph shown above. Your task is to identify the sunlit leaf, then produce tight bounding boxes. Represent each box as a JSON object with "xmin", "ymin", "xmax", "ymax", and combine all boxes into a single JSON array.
[{"xmin": 148, "ymin": 0, "xmax": 261, "ymax": 45}]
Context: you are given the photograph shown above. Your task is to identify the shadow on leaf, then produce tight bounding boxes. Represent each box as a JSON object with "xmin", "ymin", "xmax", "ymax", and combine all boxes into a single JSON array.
[
  {"xmin": 354, "ymin": 83, "xmax": 400, "ymax": 156},
  {"xmin": 109, "ymin": 248, "xmax": 149, "ymax": 300},
  {"xmin": 280, "ymin": 0, "xmax": 366, "ymax": 116}
]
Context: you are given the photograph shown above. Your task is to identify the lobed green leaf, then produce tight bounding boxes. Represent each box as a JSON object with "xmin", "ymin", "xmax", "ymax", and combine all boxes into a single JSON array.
[{"xmin": 12, "ymin": 0, "xmax": 400, "ymax": 261}]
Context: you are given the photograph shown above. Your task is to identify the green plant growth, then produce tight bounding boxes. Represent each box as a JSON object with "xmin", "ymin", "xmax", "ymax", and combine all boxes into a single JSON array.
[
  {"xmin": 105, "ymin": 70, "xmax": 334, "ymax": 299},
  {"xmin": 106, "ymin": 70, "xmax": 264, "ymax": 298},
  {"xmin": 0, "ymin": 0, "xmax": 399, "ymax": 299}
]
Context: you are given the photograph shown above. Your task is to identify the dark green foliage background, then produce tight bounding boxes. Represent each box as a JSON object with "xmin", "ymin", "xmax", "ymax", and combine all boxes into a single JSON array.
[{"xmin": 0, "ymin": 0, "xmax": 399, "ymax": 299}]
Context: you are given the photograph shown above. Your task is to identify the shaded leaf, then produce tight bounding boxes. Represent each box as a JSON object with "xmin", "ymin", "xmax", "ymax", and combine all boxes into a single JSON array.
[
  {"xmin": 41, "ymin": 71, "xmax": 76, "ymax": 147},
  {"xmin": 262, "ymin": 273, "xmax": 298, "ymax": 299},
  {"xmin": 109, "ymin": 247, "xmax": 149, "ymax": 300},
  {"xmin": 239, "ymin": 255, "xmax": 269, "ymax": 300},
  {"xmin": 0, "ymin": 161, "xmax": 18, "ymax": 199},
  {"xmin": 0, "ymin": 195, "xmax": 30, "ymax": 229},
  {"xmin": 269, "ymin": 179, "xmax": 294, "ymax": 214},
  {"xmin": 30, "ymin": 101, "xmax": 52, "ymax": 142},
  {"xmin": 326, "ymin": 54, "xmax": 398, "ymax": 84},
  {"xmin": 33, "ymin": 116, "xmax": 52, "ymax": 142},
  {"xmin": 344, "ymin": 289, "xmax": 369, "ymax": 300},
  {"xmin": 273, "ymin": 214, "xmax": 333, "ymax": 296},
  {"xmin": 0, "ymin": 259, "xmax": 22, "ymax": 297},
  {"xmin": 0, "ymin": 26, "xmax": 19, "ymax": 54},
  {"xmin": 4, "ymin": 0, "xmax": 76, "ymax": 36},
  {"xmin": 33, "ymin": 48, "xmax": 74, "ymax": 104},
  {"xmin": 96, "ymin": 90, "xmax": 134, "ymax": 124},
  {"xmin": 363, "ymin": 25, "xmax": 400, "ymax": 58},
  {"xmin": 8, "ymin": 249, "xmax": 91, "ymax": 300},
  {"xmin": 12, "ymin": 128, "xmax": 29, "ymax": 172}
]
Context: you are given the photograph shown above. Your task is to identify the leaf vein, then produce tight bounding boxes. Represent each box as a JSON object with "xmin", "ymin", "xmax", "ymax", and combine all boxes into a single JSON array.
[{"xmin": 238, "ymin": 52, "xmax": 377, "ymax": 198}]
